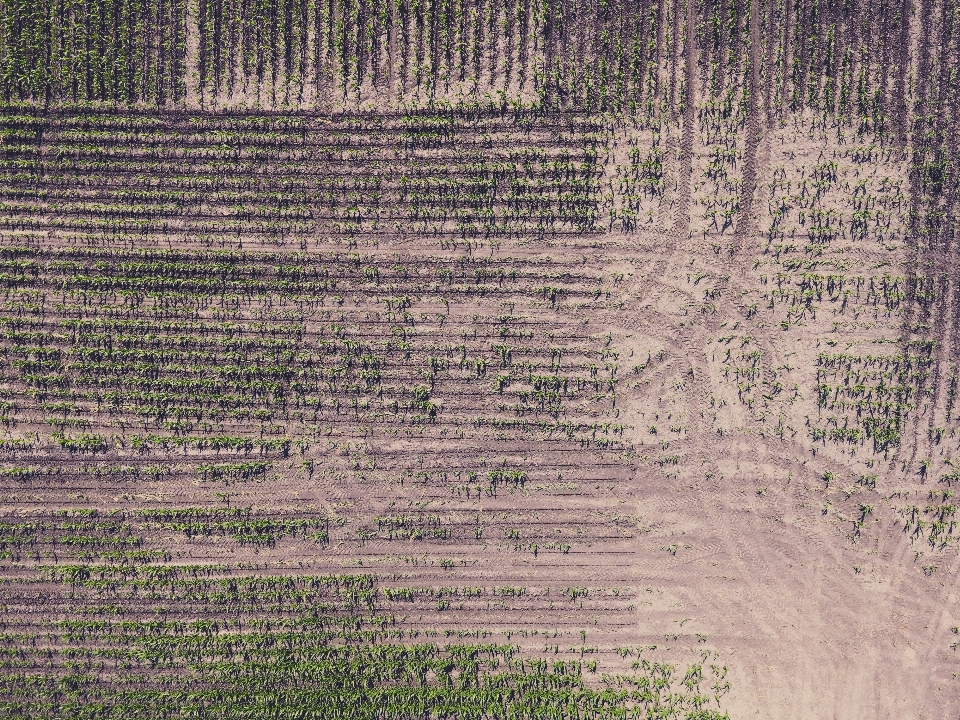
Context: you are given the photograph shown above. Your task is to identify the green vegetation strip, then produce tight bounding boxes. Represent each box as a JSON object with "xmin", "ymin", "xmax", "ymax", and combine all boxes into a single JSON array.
[{"xmin": 0, "ymin": 570, "xmax": 729, "ymax": 719}]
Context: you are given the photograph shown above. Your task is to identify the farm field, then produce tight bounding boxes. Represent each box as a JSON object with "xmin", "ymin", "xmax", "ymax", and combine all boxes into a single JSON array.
[{"xmin": 0, "ymin": 0, "xmax": 959, "ymax": 718}]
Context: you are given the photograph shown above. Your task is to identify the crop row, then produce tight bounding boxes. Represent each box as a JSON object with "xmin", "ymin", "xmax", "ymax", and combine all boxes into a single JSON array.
[
  {"xmin": 1, "ymin": 111, "xmax": 605, "ymax": 241},
  {"xmin": 0, "ymin": 565, "xmax": 730, "ymax": 718},
  {"xmin": 1, "ymin": 0, "xmax": 919, "ymax": 131}
]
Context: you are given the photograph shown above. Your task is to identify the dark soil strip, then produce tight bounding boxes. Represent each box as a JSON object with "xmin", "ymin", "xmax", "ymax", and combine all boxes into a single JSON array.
[
  {"xmin": 674, "ymin": 0, "xmax": 697, "ymax": 246},
  {"xmin": 763, "ymin": 0, "xmax": 776, "ymax": 128},
  {"xmin": 891, "ymin": 0, "xmax": 912, "ymax": 144},
  {"xmin": 929, "ymin": 1, "xmax": 959, "ymax": 431},
  {"xmin": 733, "ymin": 0, "xmax": 760, "ymax": 257}
]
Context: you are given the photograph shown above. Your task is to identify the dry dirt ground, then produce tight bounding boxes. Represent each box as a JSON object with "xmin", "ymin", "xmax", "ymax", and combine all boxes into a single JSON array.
[
  {"xmin": 4, "ymin": 11, "xmax": 960, "ymax": 712},
  {"xmin": 6, "ymin": 0, "xmax": 960, "ymax": 716},
  {"xmin": 1, "ymin": 106, "xmax": 957, "ymax": 719}
]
